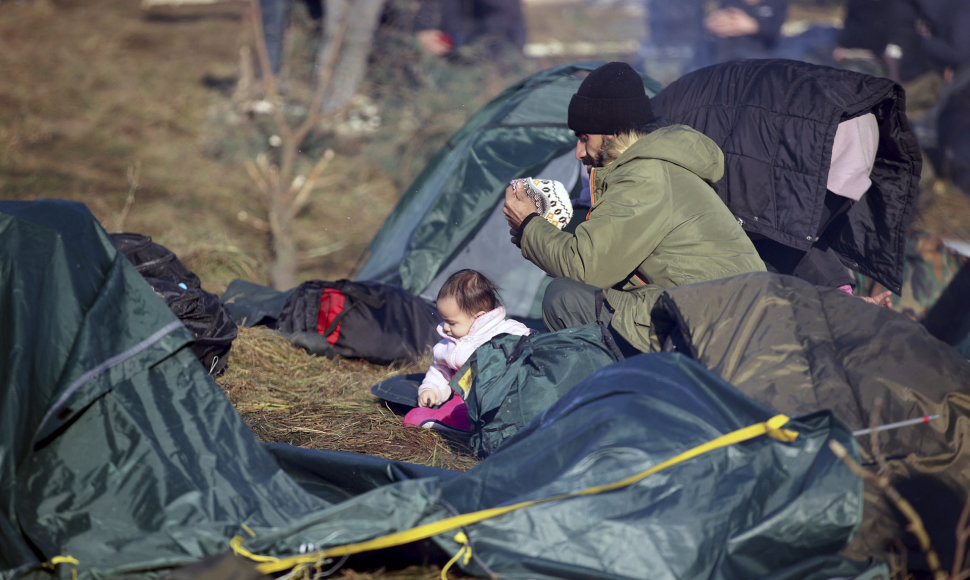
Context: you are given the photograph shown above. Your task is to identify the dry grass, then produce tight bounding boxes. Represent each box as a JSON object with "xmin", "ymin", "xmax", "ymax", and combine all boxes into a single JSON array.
[
  {"xmin": 0, "ymin": 0, "xmax": 522, "ymax": 296},
  {"xmin": 218, "ymin": 326, "xmax": 480, "ymax": 472},
  {"xmin": 216, "ymin": 327, "xmax": 480, "ymax": 577}
]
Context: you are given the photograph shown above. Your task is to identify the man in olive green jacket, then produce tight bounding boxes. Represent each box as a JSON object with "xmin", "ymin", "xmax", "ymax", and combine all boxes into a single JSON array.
[{"xmin": 503, "ymin": 61, "xmax": 765, "ymax": 354}]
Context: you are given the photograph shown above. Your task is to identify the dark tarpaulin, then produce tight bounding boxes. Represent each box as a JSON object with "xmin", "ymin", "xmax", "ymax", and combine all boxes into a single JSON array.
[
  {"xmin": 2, "ymin": 200, "xmax": 879, "ymax": 580},
  {"xmin": 650, "ymin": 271, "xmax": 970, "ymax": 572},
  {"xmin": 239, "ymin": 354, "xmax": 875, "ymax": 580},
  {"xmin": 442, "ymin": 353, "xmax": 870, "ymax": 579},
  {"xmin": 0, "ymin": 200, "xmax": 332, "ymax": 577}
]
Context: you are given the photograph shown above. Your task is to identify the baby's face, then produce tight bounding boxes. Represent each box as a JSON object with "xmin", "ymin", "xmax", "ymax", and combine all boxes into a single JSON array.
[{"xmin": 437, "ymin": 295, "xmax": 478, "ymax": 339}]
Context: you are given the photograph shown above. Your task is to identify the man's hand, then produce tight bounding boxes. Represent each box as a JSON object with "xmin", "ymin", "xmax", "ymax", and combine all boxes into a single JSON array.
[
  {"xmin": 503, "ymin": 182, "xmax": 538, "ymax": 230},
  {"xmin": 416, "ymin": 29, "xmax": 454, "ymax": 56},
  {"xmin": 704, "ymin": 7, "xmax": 759, "ymax": 38}
]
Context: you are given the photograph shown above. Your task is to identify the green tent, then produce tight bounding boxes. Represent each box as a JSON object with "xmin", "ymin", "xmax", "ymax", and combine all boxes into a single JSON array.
[
  {"xmin": 1, "ymin": 199, "xmax": 875, "ymax": 579},
  {"xmin": 0, "ymin": 199, "xmax": 332, "ymax": 576},
  {"xmin": 354, "ymin": 63, "xmax": 663, "ymax": 320}
]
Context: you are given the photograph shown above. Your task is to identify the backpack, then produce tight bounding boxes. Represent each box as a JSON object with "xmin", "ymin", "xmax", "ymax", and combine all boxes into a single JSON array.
[
  {"xmin": 454, "ymin": 323, "xmax": 618, "ymax": 456},
  {"xmin": 222, "ymin": 278, "xmax": 441, "ymax": 366},
  {"xmin": 109, "ymin": 232, "xmax": 201, "ymax": 288},
  {"xmin": 109, "ymin": 233, "xmax": 238, "ymax": 375}
]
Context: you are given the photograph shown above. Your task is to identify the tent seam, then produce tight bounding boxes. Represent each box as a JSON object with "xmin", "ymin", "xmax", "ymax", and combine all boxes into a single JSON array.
[{"xmin": 31, "ymin": 319, "xmax": 186, "ymax": 447}]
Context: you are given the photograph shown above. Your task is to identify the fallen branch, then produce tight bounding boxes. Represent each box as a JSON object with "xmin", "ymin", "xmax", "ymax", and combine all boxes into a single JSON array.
[
  {"xmin": 828, "ymin": 440, "xmax": 947, "ymax": 580},
  {"xmin": 953, "ymin": 489, "xmax": 970, "ymax": 580}
]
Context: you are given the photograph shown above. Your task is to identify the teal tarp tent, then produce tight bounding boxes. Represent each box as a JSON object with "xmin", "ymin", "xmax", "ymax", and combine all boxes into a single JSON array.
[
  {"xmin": 2, "ymin": 199, "xmax": 877, "ymax": 579},
  {"xmin": 249, "ymin": 353, "xmax": 875, "ymax": 580},
  {"xmin": 354, "ymin": 63, "xmax": 663, "ymax": 320},
  {"xmin": 0, "ymin": 200, "xmax": 334, "ymax": 576}
]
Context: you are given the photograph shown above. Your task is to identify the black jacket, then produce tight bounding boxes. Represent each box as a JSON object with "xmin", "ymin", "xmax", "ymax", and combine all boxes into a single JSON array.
[{"xmin": 652, "ymin": 59, "xmax": 922, "ymax": 293}]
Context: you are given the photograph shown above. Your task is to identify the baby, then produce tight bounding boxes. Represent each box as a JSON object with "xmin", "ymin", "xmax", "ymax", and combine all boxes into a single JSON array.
[{"xmin": 404, "ymin": 269, "xmax": 531, "ymax": 429}]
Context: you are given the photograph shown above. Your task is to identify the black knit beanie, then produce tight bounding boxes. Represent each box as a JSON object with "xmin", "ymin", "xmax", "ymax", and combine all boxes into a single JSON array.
[{"xmin": 568, "ymin": 62, "xmax": 655, "ymax": 135}]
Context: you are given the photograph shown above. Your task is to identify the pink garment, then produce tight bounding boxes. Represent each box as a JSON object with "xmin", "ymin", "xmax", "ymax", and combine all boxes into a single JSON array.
[
  {"xmin": 838, "ymin": 284, "xmax": 854, "ymax": 295},
  {"xmin": 402, "ymin": 392, "xmax": 471, "ymax": 432},
  {"xmin": 827, "ymin": 113, "xmax": 879, "ymax": 201},
  {"xmin": 417, "ymin": 306, "xmax": 531, "ymax": 405}
]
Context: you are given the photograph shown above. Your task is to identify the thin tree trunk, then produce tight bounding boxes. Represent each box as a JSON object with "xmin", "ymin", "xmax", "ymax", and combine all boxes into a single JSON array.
[
  {"xmin": 268, "ymin": 188, "xmax": 299, "ymax": 290},
  {"xmin": 268, "ymin": 134, "xmax": 307, "ymax": 290}
]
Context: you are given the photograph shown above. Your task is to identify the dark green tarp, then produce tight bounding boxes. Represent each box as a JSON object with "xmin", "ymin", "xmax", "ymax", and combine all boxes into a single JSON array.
[
  {"xmin": 0, "ymin": 200, "xmax": 333, "ymax": 577},
  {"xmin": 2, "ymin": 200, "xmax": 877, "ymax": 579},
  {"xmin": 458, "ymin": 323, "xmax": 617, "ymax": 456},
  {"xmin": 241, "ymin": 353, "xmax": 874, "ymax": 580},
  {"xmin": 650, "ymin": 271, "xmax": 970, "ymax": 572}
]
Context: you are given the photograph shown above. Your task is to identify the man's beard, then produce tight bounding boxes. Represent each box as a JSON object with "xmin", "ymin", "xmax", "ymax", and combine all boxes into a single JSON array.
[{"xmin": 580, "ymin": 136, "xmax": 616, "ymax": 169}]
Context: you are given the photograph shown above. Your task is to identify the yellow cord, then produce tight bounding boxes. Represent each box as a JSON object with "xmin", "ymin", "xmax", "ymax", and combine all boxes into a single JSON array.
[
  {"xmin": 232, "ymin": 414, "xmax": 799, "ymax": 576},
  {"xmin": 440, "ymin": 532, "xmax": 472, "ymax": 580},
  {"xmin": 42, "ymin": 555, "xmax": 79, "ymax": 580},
  {"xmin": 230, "ymin": 535, "xmax": 281, "ymax": 564}
]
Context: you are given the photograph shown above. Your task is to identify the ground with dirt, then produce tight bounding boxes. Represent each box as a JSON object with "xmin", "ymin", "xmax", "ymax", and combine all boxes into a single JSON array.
[{"xmin": 2, "ymin": 1, "xmax": 967, "ymax": 296}]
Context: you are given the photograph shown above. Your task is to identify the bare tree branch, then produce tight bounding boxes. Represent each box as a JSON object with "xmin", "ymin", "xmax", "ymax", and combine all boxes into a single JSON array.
[
  {"xmin": 829, "ymin": 440, "xmax": 947, "ymax": 580},
  {"xmin": 244, "ymin": 157, "xmax": 268, "ymax": 192},
  {"xmin": 953, "ymin": 489, "xmax": 970, "ymax": 580},
  {"xmin": 292, "ymin": 1, "xmax": 351, "ymax": 146},
  {"xmin": 238, "ymin": 0, "xmax": 382, "ymax": 288},
  {"xmin": 246, "ymin": 0, "xmax": 292, "ymax": 140},
  {"xmin": 868, "ymin": 397, "xmax": 888, "ymax": 474},
  {"xmin": 288, "ymin": 148, "xmax": 335, "ymax": 220}
]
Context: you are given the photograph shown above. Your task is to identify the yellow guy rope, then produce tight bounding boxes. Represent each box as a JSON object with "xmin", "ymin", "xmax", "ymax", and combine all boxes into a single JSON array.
[
  {"xmin": 439, "ymin": 531, "xmax": 473, "ymax": 580},
  {"xmin": 232, "ymin": 414, "xmax": 799, "ymax": 576},
  {"xmin": 42, "ymin": 555, "xmax": 79, "ymax": 580}
]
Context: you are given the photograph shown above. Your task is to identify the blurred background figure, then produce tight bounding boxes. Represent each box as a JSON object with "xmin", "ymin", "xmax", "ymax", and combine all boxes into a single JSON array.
[
  {"xmin": 835, "ymin": 0, "xmax": 965, "ymax": 116},
  {"xmin": 698, "ymin": 0, "xmax": 789, "ymax": 68},
  {"xmin": 934, "ymin": 76, "xmax": 970, "ymax": 195},
  {"xmin": 835, "ymin": 0, "xmax": 939, "ymax": 119},
  {"xmin": 637, "ymin": 0, "xmax": 706, "ymax": 84},
  {"xmin": 914, "ymin": 0, "xmax": 970, "ymax": 83},
  {"xmin": 260, "ymin": 0, "xmax": 323, "ymax": 77},
  {"xmin": 414, "ymin": 0, "xmax": 526, "ymax": 61},
  {"xmin": 916, "ymin": 0, "xmax": 970, "ymax": 197},
  {"xmin": 639, "ymin": 0, "xmax": 788, "ymax": 84},
  {"xmin": 833, "ymin": 0, "xmax": 970, "ymax": 194},
  {"xmin": 258, "ymin": 0, "xmax": 527, "ymax": 79}
]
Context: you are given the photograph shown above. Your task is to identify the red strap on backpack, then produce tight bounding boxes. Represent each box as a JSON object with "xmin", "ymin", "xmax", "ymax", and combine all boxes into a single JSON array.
[{"xmin": 316, "ymin": 288, "xmax": 346, "ymax": 346}]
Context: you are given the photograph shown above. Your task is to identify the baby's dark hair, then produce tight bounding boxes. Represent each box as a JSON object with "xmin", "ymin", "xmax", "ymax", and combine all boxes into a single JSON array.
[{"xmin": 438, "ymin": 269, "xmax": 501, "ymax": 315}]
